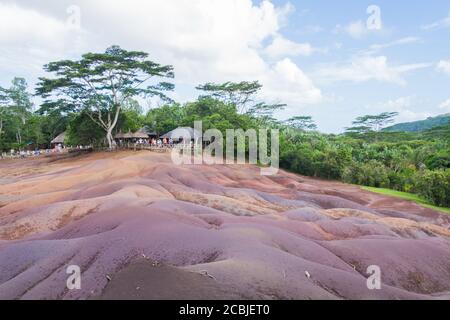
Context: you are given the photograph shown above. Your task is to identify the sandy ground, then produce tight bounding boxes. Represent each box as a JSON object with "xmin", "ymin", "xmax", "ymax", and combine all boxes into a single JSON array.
[{"xmin": 0, "ymin": 151, "xmax": 449, "ymax": 300}]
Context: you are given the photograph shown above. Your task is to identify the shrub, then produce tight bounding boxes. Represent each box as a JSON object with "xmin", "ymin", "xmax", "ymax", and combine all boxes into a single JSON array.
[
  {"xmin": 412, "ymin": 169, "xmax": 450, "ymax": 207},
  {"xmin": 342, "ymin": 160, "xmax": 390, "ymax": 188}
]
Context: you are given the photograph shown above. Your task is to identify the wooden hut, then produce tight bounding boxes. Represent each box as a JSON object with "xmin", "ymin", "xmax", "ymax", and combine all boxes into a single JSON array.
[
  {"xmin": 132, "ymin": 128, "xmax": 153, "ymax": 140},
  {"xmin": 114, "ymin": 132, "xmax": 125, "ymax": 140},
  {"xmin": 122, "ymin": 131, "xmax": 135, "ymax": 140},
  {"xmin": 115, "ymin": 128, "xmax": 157, "ymax": 145},
  {"xmin": 51, "ymin": 132, "xmax": 66, "ymax": 148},
  {"xmin": 161, "ymin": 127, "xmax": 202, "ymax": 144}
]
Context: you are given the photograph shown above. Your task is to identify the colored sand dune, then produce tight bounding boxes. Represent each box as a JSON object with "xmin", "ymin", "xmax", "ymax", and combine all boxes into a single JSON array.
[{"xmin": 0, "ymin": 151, "xmax": 449, "ymax": 300}]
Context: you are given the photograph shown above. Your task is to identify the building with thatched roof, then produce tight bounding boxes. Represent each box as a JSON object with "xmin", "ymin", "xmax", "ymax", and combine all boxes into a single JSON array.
[
  {"xmin": 161, "ymin": 127, "xmax": 202, "ymax": 143},
  {"xmin": 51, "ymin": 132, "xmax": 66, "ymax": 147},
  {"xmin": 132, "ymin": 128, "xmax": 155, "ymax": 139},
  {"xmin": 122, "ymin": 131, "xmax": 135, "ymax": 139},
  {"xmin": 114, "ymin": 127, "xmax": 158, "ymax": 144},
  {"xmin": 114, "ymin": 132, "xmax": 125, "ymax": 140}
]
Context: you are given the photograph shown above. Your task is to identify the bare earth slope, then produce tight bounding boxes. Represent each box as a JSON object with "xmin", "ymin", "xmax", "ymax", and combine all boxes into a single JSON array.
[{"xmin": 0, "ymin": 151, "xmax": 449, "ymax": 300}]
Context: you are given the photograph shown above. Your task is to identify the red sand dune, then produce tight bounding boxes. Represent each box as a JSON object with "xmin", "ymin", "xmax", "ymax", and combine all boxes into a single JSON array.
[{"xmin": 0, "ymin": 151, "xmax": 449, "ymax": 300}]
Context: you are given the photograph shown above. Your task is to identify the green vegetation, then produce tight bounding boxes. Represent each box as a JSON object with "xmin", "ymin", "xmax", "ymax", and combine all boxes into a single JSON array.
[
  {"xmin": 280, "ymin": 129, "xmax": 450, "ymax": 208},
  {"xmin": 362, "ymin": 187, "xmax": 450, "ymax": 214},
  {"xmin": 346, "ymin": 112, "xmax": 399, "ymax": 134},
  {"xmin": 36, "ymin": 45, "xmax": 174, "ymax": 149},
  {"xmin": 1, "ymin": 46, "xmax": 449, "ymax": 211},
  {"xmin": 383, "ymin": 113, "xmax": 450, "ymax": 132}
]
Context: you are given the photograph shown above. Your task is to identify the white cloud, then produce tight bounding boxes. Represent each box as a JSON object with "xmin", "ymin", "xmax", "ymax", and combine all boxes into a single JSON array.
[
  {"xmin": 335, "ymin": 21, "xmax": 369, "ymax": 39},
  {"xmin": 0, "ymin": 0, "xmax": 323, "ymax": 110},
  {"xmin": 437, "ymin": 60, "xmax": 450, "ymax": 75},
  {"xmin": 369, "ymin": 37, "xmax": 420, "ymax": 51},
  {"xmin": 0, "ymin": 3, "xmax": 88, "ymax": 57},
  {"xmin": 0, "ymin": 3, "xmax": 73, "ymax": 46},
  {"xmin": 298, "ymin": 25, "xmax": 323, "ymax": 35},
  {"xmin": 396, "ymin": 110, "xmax": 432, "ymax": 122},
  {"xmin": 0, "ymin": 2, "xmax": 89, "ymax": 85},
  {"xmin": 261, "ymin": 58, "xmax": 322, "ymax": 106},
  {"xmin": 264, "ymin": 36, "xmax": 318, "ymax": 58},
  {"xmin": 439, "ymin": 99, "xmax": 450, "ymax": 112},
  {"xmin": 374, "ymin": 96, "xmax": 431, "ymax": 122},
  {"xmin": 373, "ymin": 96, "xmax": 450, "ymax": 123},
  {"xmin": 383, "ymin": 96, "xmax": 412, "ymax": 109},
  {"xmin": 422, "ymin": 13, "xmax": 450, "ymax": 30},
  {"xmin": 315, "ymin": 55, "xmax": 430, "ymax": 85}
]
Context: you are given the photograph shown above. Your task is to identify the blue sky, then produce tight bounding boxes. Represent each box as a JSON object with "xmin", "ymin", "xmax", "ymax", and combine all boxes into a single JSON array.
[
  {"xmin": 1, "ymin": 0, "xmax": 450, "ymax": 133},
  {"xmin": 268, "ymin": 0, "xmax": 450, "ymax": 132}
]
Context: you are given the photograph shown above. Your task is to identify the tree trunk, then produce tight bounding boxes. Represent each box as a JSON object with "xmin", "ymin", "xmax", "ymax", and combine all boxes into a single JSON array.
[
  {"xmin": 16, "ymin": 130, "xmax": 22, "ymax": 144},
  {"xmin": 105, "ymin": 105, "xmax": 121, "ymax": 150},
  {"xmin": 106, "ymin": 129, "xmax": 116, "ymax": 150}
]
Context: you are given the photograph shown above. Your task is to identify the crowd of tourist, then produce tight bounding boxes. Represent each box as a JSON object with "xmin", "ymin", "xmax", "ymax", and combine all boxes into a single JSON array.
[
  {"xmin": 0, "ymin": 144, "xmax": 94, "ymax": 160},
  {"xmin": 118, "ymin": 137, "xmax": 175, "ymax": 147},
  {"xmin": 1, "ymin": 137, "xmax": 188, "ymax": 160},
  {"xmin": 1, "ymin": 145, "xmax": 61, "ymax": 159}
]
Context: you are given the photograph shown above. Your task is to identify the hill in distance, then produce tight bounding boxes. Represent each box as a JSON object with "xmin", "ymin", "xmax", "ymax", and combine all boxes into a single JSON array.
[{"xmin": 384, "ymin": 113, "xmax": 450, "ymax": 132}]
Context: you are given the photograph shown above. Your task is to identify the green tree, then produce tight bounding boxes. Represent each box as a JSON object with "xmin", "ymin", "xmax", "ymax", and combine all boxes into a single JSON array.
[
  {"xmin": 285, "ymin": 116, "xmax": 317, "ymax": 131},
  {"xmin": 66, "ymin": 111, "xmax": 105, "ymax": 147},
  {"xmin": 196, "ymin": 81, "xmax": 262, "ymax": 114},
  {"xmin": 347, "ymin": 112, "xmax": 399, "ymax": 134},
  {"xmin": 8, "ymin": 78, "xmax": 33, "ymax": 124},
  {"xmin": 117, "ymin": 101, "xmax": 145, "ymax": 133},
  {"xmin": 345, "ymin": 125, "xmax": 372, "ymax": 135},
  {"xmin": 38, "ymin": 109, "xmax": 70, "ymax": 148},
  {"xmin": 0, "ymin": 78, "xmax": 34, "ymax": 146},
  {"xmin": 145, "ymin": 103, "xmax": 185, "ymax": 136},
  {"xmin": 183, "ymin": 97, "xmax": 255, "ymax": 133},
  {"xmin": 36, "ymin": 45, "xmax": 175, "ymax": 149},
  {"xmin": 0, "ymin": 85, "xmax": 9, "ymax": 140},
  {"xmin": 246, "ymin": 102, "xmax": 286, "ymax": 119},
  {"xmin": 413, "ymin": 169, "xmax": 450, "ymax": 206}
]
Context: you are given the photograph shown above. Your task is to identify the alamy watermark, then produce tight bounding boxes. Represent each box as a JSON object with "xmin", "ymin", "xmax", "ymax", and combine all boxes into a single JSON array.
[
  {"xmin": 66, "ymin": 5, "xmax": 81, "ymax": 30},
  {"xmin": 367, "ymin": 5, "xmax": 382, "ymax": 30},
  {"xmin": 366, "ymin": 265, "xmax": 382, "ymax": 290},
  {"xmin": 66, "ymin": 265, "xmax": 81, "ymax": 290},
  {"xmin": 65, "ymin": 262, "xmax": 381, "ymax": 291}
]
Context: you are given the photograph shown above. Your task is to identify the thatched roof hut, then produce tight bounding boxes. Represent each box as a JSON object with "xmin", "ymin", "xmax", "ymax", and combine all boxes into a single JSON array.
[
  {"xmin": 114, "ymin": 132, "xmax": 125, "ymax": 139},
  {"xmin": 132, "ymin": 128, "xmax": 152, "ymax": 139},
  {"xmin": 161, "ymin": 127, "xmax": 202, "ymax": 141},
  {"xmin": 51, "ymin": 132, "xmax": 66, "ymax": 145},
  {"xmin": 122, "ymin": 131, "xmax": 134, "ymax": 139},
  {"xmin": 115, "ymin": 128, "xmax": 157, "ymax": 140}
]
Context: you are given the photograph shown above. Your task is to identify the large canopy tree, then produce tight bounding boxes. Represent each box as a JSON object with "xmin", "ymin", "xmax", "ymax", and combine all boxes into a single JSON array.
[
  {"xmin": 346, "ymin": 112, "xmax": 399, "ymax": 134},
  {"xmin": 285, "ymin": 116, "xmax": 317, "ymax": 131},
  {"xmin": 196, "ymin": 81, "xmax": 285, "ymax": 118},
  {"xmin": 196, "ymin": 81, "xmax": 262, "ymax": 114},
  {"xmin": 36, "ymin": 46, "xmax": 175, "ymax": 148}
]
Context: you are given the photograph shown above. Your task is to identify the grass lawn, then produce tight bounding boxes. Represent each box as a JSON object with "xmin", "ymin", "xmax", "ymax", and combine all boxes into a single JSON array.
[{"xmin": 362, "ymin": 186, "xmax": 450, "ymax": 215}]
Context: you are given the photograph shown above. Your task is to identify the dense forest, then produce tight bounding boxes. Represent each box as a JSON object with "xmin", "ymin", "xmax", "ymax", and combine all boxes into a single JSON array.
[
  {"xmin": 383, "ymin": 113, "xmax": 450, "ymax": 132},
  {"xmin": 1, "ymin": 46, "xmax": 449, "ymax": 208}
]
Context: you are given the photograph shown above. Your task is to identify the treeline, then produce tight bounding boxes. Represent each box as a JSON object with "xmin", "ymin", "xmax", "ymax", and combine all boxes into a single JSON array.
[
  {"xmin": 0, "ymin": 46, "xmax": 449, "ymax": 208},
  {"xmin": 280, "ymin": 128, "xmax": 450, "ymax": 207},
  {"xmin": 0, "ymin": 77, "xmax": 64, "ymax": 151}
]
